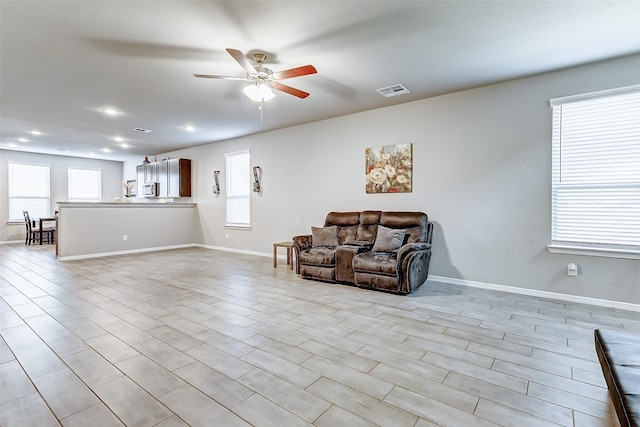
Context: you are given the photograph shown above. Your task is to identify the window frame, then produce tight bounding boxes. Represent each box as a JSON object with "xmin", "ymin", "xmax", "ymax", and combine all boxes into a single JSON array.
[
  {"xmin": 7, "ymin": 162, "xmax": 51, "ymax": 221},
  {"xmin": 548, "ymin": 84, "xmax": 640, "ymax": 260},
  {"xmin": 224, "ymin": 149, "xmax": 251, "ymax": 229},
  {"xmin": 67, "ymin": 167, "xmax": 102, "ymax": 202}
]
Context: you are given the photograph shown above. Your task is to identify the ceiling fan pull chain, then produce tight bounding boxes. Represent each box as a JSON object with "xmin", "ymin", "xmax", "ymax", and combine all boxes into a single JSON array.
[{"xmin": 259, "ymin": 99, "xmax": 264, "ymax": 124}]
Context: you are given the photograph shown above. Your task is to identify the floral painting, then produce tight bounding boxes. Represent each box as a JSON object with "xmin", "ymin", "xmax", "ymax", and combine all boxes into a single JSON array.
[{"xmin": 365, "ymin": 143, "xmax": 412, "ymax": 193}]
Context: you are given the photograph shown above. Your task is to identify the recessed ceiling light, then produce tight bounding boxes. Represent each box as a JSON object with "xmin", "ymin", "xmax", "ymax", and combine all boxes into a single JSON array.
[
  {"xmin": 102, "ymin": 148, "xmax": 112, "ymax": 153},
  {"xmin": 119, "ymin": 143, "xmax": 130, "ymax": 149},
  {"xmin": 101, "ymin": 107, "xmax": 120, "ymax": 115},
  {"xmin": 184, "ymin": 125, "xmax": 196, "ymax": 132},
  {"xmin": 88, "ymin": 153, "xmax": 96, "ymax": 157},
  {"xmin": 30, "ymin": 130, "xmax": 43, "ymax": 135},
  {"xmin": 18, "ymin": 138, "xmax": 28, "ymax": 142},
  {"xmin": 8, "ymin": 143, "xmax": 17, "ymax": 147},
  {"xmin": 114, "ymin": 136, "xmax": 124, "ymax": 142}
]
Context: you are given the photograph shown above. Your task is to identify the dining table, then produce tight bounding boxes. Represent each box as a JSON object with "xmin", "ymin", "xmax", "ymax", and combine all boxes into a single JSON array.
[{"xmin": 34, "ymin": 216, "xmax": 57, "ymax": 245}]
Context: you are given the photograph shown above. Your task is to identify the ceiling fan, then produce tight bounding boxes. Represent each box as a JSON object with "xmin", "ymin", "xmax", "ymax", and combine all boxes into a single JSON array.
[{"xmin": 194, "ymin": 48, "xmax": 317, "ymax": 102}]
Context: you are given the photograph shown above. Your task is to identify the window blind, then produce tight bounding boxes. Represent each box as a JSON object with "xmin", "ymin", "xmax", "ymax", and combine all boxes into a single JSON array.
[
  {"xmin": 550, "ymin": 86, "xmax": 640, "ymax": 252},
  {"xmin": 225, "ymin": 150, "xmax": 251, "ymax": 228}
]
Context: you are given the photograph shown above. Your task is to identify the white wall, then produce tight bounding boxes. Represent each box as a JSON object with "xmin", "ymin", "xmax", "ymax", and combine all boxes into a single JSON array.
[
  {"xmin": 158, "ymin": 53, "xmax": 640, "ymax": 306},
  {"xmin": 0, "ymin": 150, "xmax": 123, "ymax": 241}
]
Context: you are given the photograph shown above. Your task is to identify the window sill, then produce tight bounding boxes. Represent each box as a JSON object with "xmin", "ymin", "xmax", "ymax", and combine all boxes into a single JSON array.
[
  {"xmin": 547, "ymin": 244, "xmax": 640, "ymax": 260},
  {"xmin": 224, "ymin": 224, "xmax": 251, "ymax": 231}
]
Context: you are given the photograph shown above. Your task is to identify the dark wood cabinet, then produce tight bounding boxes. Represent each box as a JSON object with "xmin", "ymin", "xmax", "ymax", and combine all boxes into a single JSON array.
[{"xmin": 168, "ymin": 158, "xmax": 191, "ymax": 197}]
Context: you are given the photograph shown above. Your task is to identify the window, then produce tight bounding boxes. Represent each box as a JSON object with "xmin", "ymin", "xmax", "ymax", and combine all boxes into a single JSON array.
[
  {"xmin": 68, "ymin": 167, "xmax": 102, "ymax": 202},
  {"xmin": 225, "ymin": 150, "xmax": 251, "ymax": 228},
  {"xmin": 549, "ymin": 85, "xmax": 640, "ymax": 258},
  {"xmin": 8, "ymin": 162, "xmax": 51, "ymax": 221}
]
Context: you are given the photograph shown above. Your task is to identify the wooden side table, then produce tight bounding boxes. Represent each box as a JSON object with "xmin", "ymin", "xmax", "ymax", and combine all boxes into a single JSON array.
[{"xmin": 273, "ymin": 241, "xmax": 294, "ymax": 269}]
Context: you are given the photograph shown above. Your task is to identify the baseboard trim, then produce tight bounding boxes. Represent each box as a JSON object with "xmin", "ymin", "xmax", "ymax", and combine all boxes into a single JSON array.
[
  {"xmin": 57, "ymin": 244, "xmax": 198, "ymax": 261},
  {"xmin": 0, "ymin": 240, "xmax": 23, "ymax": 245},
  {"xmin": 428, "ymin": 275, "xmax": 640, "ymax": 313},
  {"xmin": 195, "ymin": 244, "xmax": 272, "ymax": 259}
]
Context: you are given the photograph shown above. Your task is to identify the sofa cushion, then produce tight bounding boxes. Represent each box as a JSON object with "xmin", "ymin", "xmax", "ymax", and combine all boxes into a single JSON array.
[
  {"xmin": 337, "ymin": 225, "xmax": 358, "ymax": 244},
  {"xmin": 324, "ymin": 211, "xmax": 361, "ymax": 245},
  {"xmin": 325, "ymin": 211, "xmax": 360, "ymax": 226},
  {"xmin": 299, "ymin": 247, "xmax": 336, "ymax": 266},
  {"xmin": 312, "ymin": 225, "xmax": 338, "ymax": 248},
  {"xmin": 380, "ymin": 212, "xmax": 428, "ymax": 229},
  {"xmin": 353, "ymin": 252, "xmax": 398, "ymax": 275},
  {"xmin": 354, "ymin": 211, "xmax": 382, "ymax": 243},
  {"xmin": 372, "ymin": 225, "xmax": 405, "ymax": 252}
]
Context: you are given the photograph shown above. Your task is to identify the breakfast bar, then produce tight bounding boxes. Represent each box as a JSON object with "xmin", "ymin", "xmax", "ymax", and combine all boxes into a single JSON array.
[{"xmin": 56, "ymin": 202, "xmax": 198, "ymax": 260}]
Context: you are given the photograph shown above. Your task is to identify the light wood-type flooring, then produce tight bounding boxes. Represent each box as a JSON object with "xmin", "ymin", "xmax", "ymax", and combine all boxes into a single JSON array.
[{"xmin": 1, "ymin": 244, "xmax": 636, "ymax": 426}]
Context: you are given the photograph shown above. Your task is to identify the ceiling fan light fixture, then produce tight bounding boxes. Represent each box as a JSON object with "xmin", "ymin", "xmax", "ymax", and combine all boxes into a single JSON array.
[{"xmin": 243, "ymin": 83, "xmax": 275, "ymax": 102}]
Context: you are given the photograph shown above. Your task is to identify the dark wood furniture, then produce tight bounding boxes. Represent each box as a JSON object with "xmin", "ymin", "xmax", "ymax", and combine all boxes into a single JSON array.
[
  {"xmin": 38, "ymin": 216, "xmax": 57, "ymax": 244},
  {"xmin": 595, "ymin": 328, "xmax": 640, "ymax": 427},
  {"xmin": 23, "ymin": 211, "xmax": 55, "ymax": 245}
]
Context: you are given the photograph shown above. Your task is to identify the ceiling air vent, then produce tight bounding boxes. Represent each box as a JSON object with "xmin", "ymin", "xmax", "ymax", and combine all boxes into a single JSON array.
[
  {"xmin": 133, "ymin": 127, "xmax": 152, "ymax": 133},
  {"xmin": 376, "ymin": 84, "xmax": 411, "ymax": 98}
]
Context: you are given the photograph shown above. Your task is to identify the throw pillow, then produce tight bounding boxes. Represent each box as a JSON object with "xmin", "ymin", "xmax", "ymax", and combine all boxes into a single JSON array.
[
  {"xmin": 372, "ymin": 225, "xmax": 405, "ymax": 252},
  {"xmin": 312, "ymin": 225, "xmax": 338, "ymax": 248}
]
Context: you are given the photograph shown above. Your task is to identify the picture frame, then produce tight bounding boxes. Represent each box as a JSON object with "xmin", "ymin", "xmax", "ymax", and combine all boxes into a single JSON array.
[{"xmin": 365, "ymin": 143, "xmax": 412, "ymax": 193}]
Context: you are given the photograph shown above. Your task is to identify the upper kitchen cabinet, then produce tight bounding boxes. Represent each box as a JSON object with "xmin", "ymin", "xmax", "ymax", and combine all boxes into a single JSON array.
[
  {"xmin": 158, "ymin": 160, "xmax": 168, "ymax": 197},
  {"xmin": 136, "ymin": 158, "xmax": 191, "ymax": 198},
  {"xmin": 168, "ymin": 158, "xmax": 191, "ymax": 198},
  {"xmin": 144, "ymin": 162, "xmax": 158, "ymax": 184}
]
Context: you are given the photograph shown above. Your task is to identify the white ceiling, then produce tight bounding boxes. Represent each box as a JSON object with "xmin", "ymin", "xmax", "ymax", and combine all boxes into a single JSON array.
[{"xmin": 2, "ymin": 1, "xmax": 640, "ymax": 162}]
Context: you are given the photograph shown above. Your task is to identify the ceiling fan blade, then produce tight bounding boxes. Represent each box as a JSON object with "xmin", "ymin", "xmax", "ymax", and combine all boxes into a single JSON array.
[
  {"xmin": 272, "ymin": 65, "xmax": 317, "ymax": 80},
  {"xmin": 193, "ymin": 74, "xmax": 246, "ymax": 81},
  {"xmin": 272, "ymin": 83, "xmax": 310, "ymax": 99},
  {"xmin": 226, "ymin": 48, "xmax": 257, "ymax": 74}
]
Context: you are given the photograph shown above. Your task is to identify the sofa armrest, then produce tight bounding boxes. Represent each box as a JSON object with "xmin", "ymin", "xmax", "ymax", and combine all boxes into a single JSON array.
[
  {"xmin": 292, "ymin": 235, "xmax": 312, "ymax": 274},
  {"xmin": 396, "ymin": 242, "xmax": 432, "ymax": 294},
  {"xmin": 293, "ymin": 234, "xmax": 312, "ymax": 252},
  {"xmin": 397, "ymin": 242, "xmax": 431, "ymax": 264}
]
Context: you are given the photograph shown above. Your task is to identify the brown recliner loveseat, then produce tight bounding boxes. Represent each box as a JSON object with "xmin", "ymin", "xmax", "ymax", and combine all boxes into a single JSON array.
[{"xmin": 292, "ymin": 211, "xmax": 433, "ymax": 294}]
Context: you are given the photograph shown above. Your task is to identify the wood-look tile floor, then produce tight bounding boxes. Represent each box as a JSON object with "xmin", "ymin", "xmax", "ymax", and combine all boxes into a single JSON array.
[{"xmin": 1, "ymin": 244, "xmax": 635, "ymax": 426}]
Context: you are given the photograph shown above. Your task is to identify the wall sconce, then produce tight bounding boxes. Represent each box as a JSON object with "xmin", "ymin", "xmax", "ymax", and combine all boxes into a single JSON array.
[
  {"xmin": 213, "ymin": 170, "xmax": 220, "ymax": 195},
  {"xmin": 253, "ymin": 166, "xmax": 262, "ymax": 193}
]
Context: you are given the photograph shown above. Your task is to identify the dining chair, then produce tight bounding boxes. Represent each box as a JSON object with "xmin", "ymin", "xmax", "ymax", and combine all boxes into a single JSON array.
[{"xmin": 22, "ymin": 211, "xmax": 55, "ymax": 245}]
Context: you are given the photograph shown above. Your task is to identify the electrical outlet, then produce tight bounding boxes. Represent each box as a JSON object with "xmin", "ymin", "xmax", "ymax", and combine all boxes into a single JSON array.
[
  {"xmin": 567, "ymin": 263, "xmax": 578, "ymax": 276},
  {"xmin": 123, "ymin": 235, "xmax": 128, "ymax": 241}
]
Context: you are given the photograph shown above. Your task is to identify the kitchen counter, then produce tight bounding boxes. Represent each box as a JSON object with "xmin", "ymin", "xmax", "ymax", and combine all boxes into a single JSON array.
[{"xmin": 57, "ymin": 201, "xmax": 196, "ymax": 207}]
